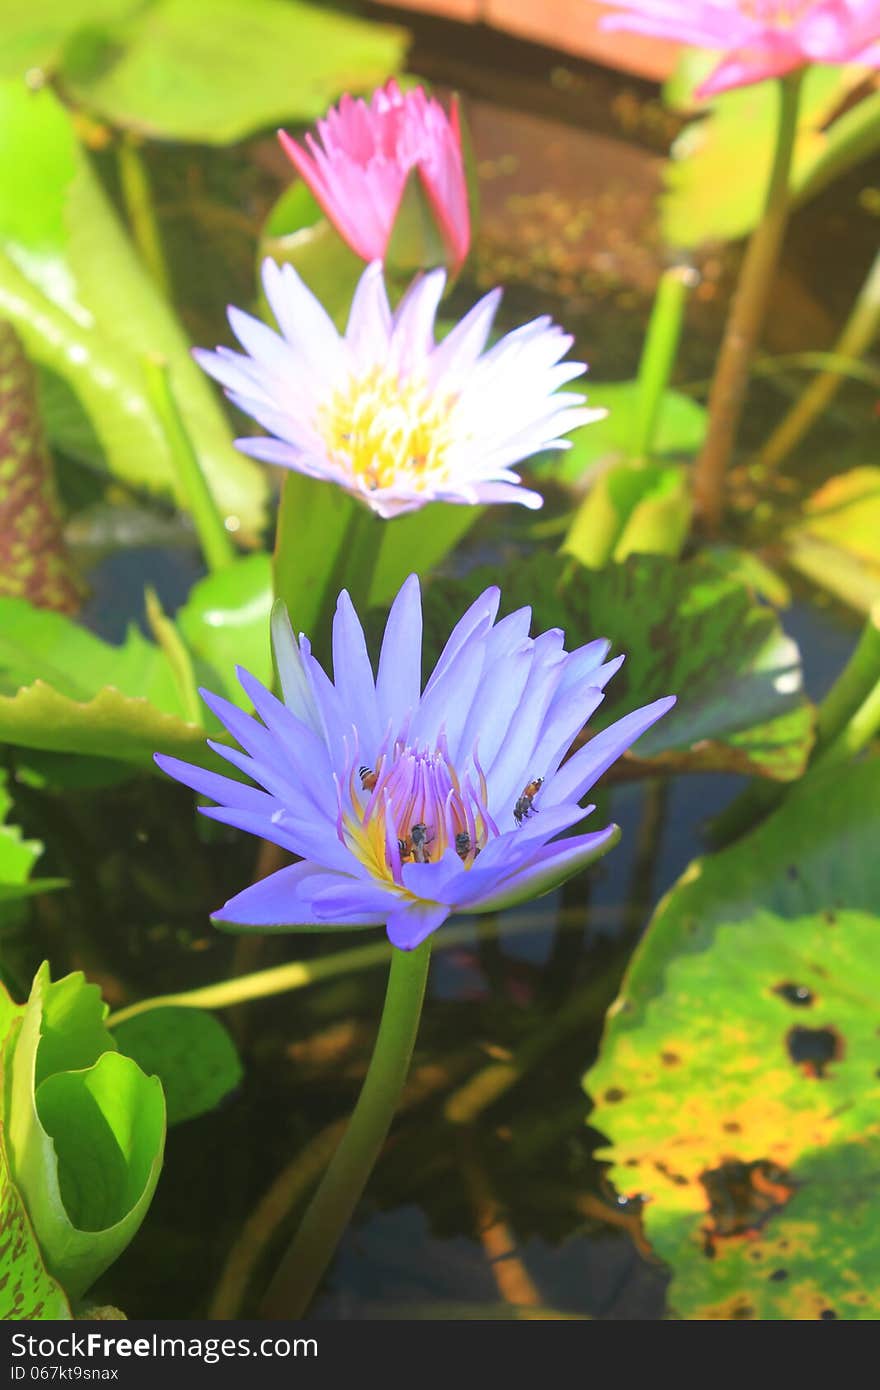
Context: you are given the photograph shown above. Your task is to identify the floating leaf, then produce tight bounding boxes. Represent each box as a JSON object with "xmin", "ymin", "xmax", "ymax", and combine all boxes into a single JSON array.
[
  {"xmin": 419, "ymin": 553, "xmax": 813, "ymax": 781},
  {"xmin": 0, "ymin": 0, "xmax": 139, "ymax": 79},
  {"xmin": 0, "ymin": 1121, "xmax": 71, "ymax": 1320},
  {"xmin": 0, "ymin": 596, "xmax": 223, "ymax": 770},
  {"xmin": 532, "ymin": 382, "xmax": 706, "ymax": 489},
  {"xmin": 0, "ymin": 769, "xmax": 65, "ymax": 910},
  {"xmin": 6, "ymin": 964, "xmax": 165, "ymax": 1299},
  {"xmin": 662, "ymin": 62, "xmax": 873, "ymax": 248},
  {"xmin": 585, "ymin": 761, "xmax": 880, "ymax": 1320},
  {"xmin": 112, "ymin": 1007, "xmax": 242, "ymax": 1126},
  {"xmin": 62, "ymin": 0, "xmax": 408, "ymax": 145},
  {"xmin": 260, "ymin": 182, "xmax": 365, "ymax": 329},
  {"xmin": 0, "ymin": 80, "xmax": 267, "ymax": 538},
  {"xmin": 562, "ymin": 461, "xmax": 691, "ymax": 567},
  {"xmin": 785, "ymin": 468, "xmax": 880, "ymax": 614},
  {"xmin": 0, "ymin": 681, "xmax": 212, "ymax": 771},
  {"xmin": 176, "ymin": 554, "xmax": 273, "ymax": 707}
]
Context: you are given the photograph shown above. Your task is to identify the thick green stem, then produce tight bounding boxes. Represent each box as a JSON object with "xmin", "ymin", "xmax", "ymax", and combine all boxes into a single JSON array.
[
  {"xmin": 117, "ymin": 137, "xmax": 171, "ymax": 299},
  {"xmin": 275, "ymin": 483, "xmax": 383, "ymax": 667},
  {"xmin": 758, "ymin": 248, "xmax": 880, "ymax": 472},
  {"xmin": 694, "ymin": 72, "xmax": 803, "ymax": 531},
  {"xmin": 631, "ymin": 264, "xmax": 696, "ymax": 462},
  {"xmin": 143, "ymin": 355, "xmax": 236, "ymax": 573},
  {"xmin": 260, "ymin": 939, "xmax": 432, "ymax": 1319}
]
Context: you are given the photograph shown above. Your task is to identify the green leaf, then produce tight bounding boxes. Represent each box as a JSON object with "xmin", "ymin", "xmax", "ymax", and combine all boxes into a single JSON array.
[
  {"xmin": 785, "ymin": 468, "xmax": 880, "ymax": 614},
  {"xmin": 62, "ymin": 0, "xmax": 408, "ymax": 145},
  {"xmin": 0, "ymin": 80, "xmax": 267, "ymax": 538},
  {"xmin": 0, "ymin": 0, "xmax": 138, "ymax": 79},
  {"xmin": 370, "ymin": 503, "xmax": 486, "ymax": 609},
  {"xmin": 261, "ymin": 183, "xmax": 365, "ymax": 329},
  {"xmin": 0, "ymin": 681, "xmax": 212, "ymax": 771},
  {"xmin": 0, "ymin": 1121, "xmax": 71, "ymax": 1320},
  {"xmin": 0, "ymin": 768, "xmax": 66, "ymax": 913},
  {"xmin": 585, "ymin": 761, "xmax": 880, "ymax": 1320},
  {"xmin": 6, "ymin": 964, "xmax": 165, "ymax": 1299},
  {"xmin": 0, "ymin": 768, "xmax": 42, "ymax": 891},
  {"xmin": 113, "ymin": 1007, "xmax": 242, "ymax": 1126},
  {"xmin": 176, "ymin": 553, "xmax": 273, "ymax": 707},
  {"xmin": 0, "ymin": 596, "xmax": 213, "ymax": 770},
  {"xmin": 562, "ymin": 461, "xmax": 691, "ymax": 568},
  {"xmin": 533, "ymin": 382, "xmax": 706, "ymax": 487},
  {"xmin": 662, "ymin": 62, "xmax": 872, "ymax": 248},
  {"xmin": 419, "ymin": 552, "xmax": 814, "ymax": 780}
]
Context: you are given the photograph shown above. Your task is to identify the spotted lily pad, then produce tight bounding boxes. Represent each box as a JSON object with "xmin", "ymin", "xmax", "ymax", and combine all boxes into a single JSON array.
[
  {"xmin": 0, "ymin": 1120, "xmax": 71, "ymax": 1320},
  {"xmin": 585, "ymin": 761, "xmax": 880, "ymax": 1320},
  {"xmin": 420, "ymin": 553, "xmax": 813, "ymax": 781}
]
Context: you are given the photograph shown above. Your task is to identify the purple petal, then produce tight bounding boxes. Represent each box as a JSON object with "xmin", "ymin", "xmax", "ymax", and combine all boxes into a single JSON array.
[
  {"xmin": 465, "ymin": 824, "xmax": 621, "ymax": 912},
  {"xmin": 543, "ymin": 696, "xmax": 676, "ymax": 807},
  {"xmin": 376, "ymin": 573, "xmax": 423, "ymax": 732},
  {"xmin": 211, "ymin": 862, "xmax": 378, "ymax": 930},
  {"xmin": 386, "ymin": 900, "xmax": 450, "ymax": 950}
]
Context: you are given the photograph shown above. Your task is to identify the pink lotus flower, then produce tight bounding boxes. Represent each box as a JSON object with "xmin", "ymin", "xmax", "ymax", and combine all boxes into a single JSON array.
[
  {"xmin": 600, "ymin": 1, "xmax": 880, "ymax": 96},
  {"xmin": 278, "ymin": 80, "xmax": 470, "ymax": 273}
]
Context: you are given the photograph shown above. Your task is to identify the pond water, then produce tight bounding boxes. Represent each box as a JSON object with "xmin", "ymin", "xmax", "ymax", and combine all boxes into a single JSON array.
[{"xmin": 10, "ymin": 11, "xmax": 875, "ymax": 1320}]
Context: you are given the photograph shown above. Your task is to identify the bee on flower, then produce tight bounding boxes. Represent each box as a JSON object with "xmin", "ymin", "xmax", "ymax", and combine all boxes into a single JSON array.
[{"xmin": 155, "ymin": 575, "xmax": 674, "ymax": 951}]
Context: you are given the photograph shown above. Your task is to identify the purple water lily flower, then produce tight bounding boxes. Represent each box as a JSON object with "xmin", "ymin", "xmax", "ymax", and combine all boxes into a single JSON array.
[{"xmin": 155, "ymin": 577, "xmax": 675, "ymax": 950}]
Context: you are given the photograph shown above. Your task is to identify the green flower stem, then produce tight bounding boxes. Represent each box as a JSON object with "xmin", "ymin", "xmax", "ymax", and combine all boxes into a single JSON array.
[
  {"xmin": 758, "ymin": 248, "xmax": 880, "ymax": 472},
  {"xmin": 274, "ymin": 479, "xmax": 384, "ymax": 666},
  {"xmin": 816, "ymin": 601, "xmax": 880, "ymax": 750},
  {"xmin": 694, "ymin": 71, "xmax": 804, "ymax": 532},
  {"xmin": 260, "ymin": 939, "xmax": 432, "ymax": 1319},
  {"xmin": 631, "ymin": 264, "xmax": 696, "ymax": 462},
  {"xmin": 106, "ymin": 910, "xmax": 592, "ymax": 1029},
  {"xmin": 143, "ymin": 355, "xmax": 236, "ymax": 573},
  {"xmin": 710, "ymin": 602, "xmax": 880, "ymax": 845},
  {"xmin": 116, "ymin": 137, "xmax": 171, "ymax": 299},
  {"xmin": 144, "ymin": 587, "xmax": 202, "ymax": 725}
]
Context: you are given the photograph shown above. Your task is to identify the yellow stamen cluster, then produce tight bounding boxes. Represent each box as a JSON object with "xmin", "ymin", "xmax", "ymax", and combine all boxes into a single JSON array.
[{"xmin": 319, "ymin": 366, "xmax": 458, "ymax": 493}]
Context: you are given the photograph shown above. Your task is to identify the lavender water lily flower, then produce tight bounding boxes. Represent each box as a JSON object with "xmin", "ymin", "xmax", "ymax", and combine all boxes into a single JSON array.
[
  {"xmin": 156, "ymin": 578, "xmax": 674, "ymax": 950},
  {"xmin": 194, "ymin": 259, "xmax": 600, "ymax": 518}
]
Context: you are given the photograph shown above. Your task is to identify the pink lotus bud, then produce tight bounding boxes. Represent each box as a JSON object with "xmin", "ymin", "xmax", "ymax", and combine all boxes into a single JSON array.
[{"xmin": 278, "ymin": 80, "xmax": 471, "ymax": 274}]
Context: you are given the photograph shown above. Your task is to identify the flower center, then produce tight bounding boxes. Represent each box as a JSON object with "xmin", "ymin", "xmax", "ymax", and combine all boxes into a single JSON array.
[
  {"xmin": 318, "ymin": 366, "xmax": 457, "ymax": 494},
  {"xmin": 338, "ymin": 738, "xmax": 496, "ymax": 886}
]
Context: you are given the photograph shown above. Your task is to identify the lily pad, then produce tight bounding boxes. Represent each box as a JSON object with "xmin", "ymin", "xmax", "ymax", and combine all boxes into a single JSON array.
[
  {"xmin": 532, "ymin": 381, "xmax": 706, "ymax": 488},
  {"xmin": 61, "ymin": 0, "xmax": 408, "ymax": 145},
  {"xmin": 176, "ymin": 553, "xmax": 274, "ymax": 707},
  {"xmin": 112, "ymin": 1007, "xmax": 242, "ymax": 1126},
  {"xmin": 0, "ymin": 0, "xmax": 139, "ymax": 80},
  {"xmin": 0, "ymin": 769, "xmax": 66, "ymax": 917},
  {"xmin": 0, "ymin": 595, "xmax": 204, "ymax": 769},
  {"xmin": 420, "ymin": 553, "xmax": 813, "ymax": 781},
  {"xmin": 785, "ymin": 468, "xmax": 880, "ymax": 614},
  {"xmin": 0, "ymin": 80, "xmax": 267, "ymax": 538},
  {"xmin": 662, "ymin": 60, "xmax": 874, "ymax": 247},
  {"xmin": 585, "ymin": 761, "xmax": 880, "ymax": 1320}
]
